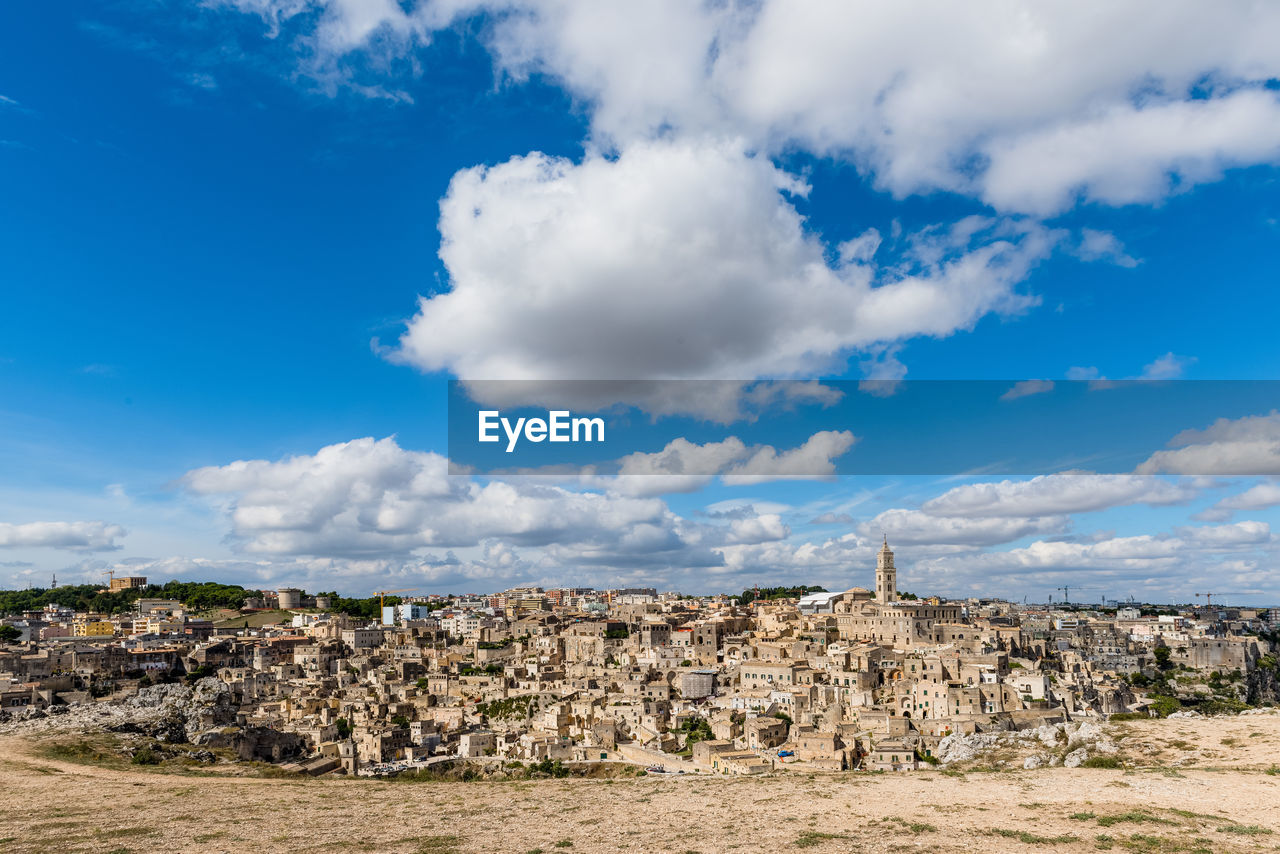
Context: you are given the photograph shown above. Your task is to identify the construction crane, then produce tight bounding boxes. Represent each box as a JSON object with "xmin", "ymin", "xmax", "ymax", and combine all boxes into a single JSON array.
[
  {"xmin": 1056, "ymin": 586, "xmax": 1097, "ymax": 605},
  {"xmin": 372, "ymin": 589, "xmax": 417, "ymax": 623},
  {"xmin": 1196, "ymin": 592, "xmax": 1246, "ymax": 607}
]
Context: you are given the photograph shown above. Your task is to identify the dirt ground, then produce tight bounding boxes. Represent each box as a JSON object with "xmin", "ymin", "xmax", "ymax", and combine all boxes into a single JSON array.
[{"xmin": 2, "ymin": 714, "xmax": 1279, "ymax": 854}]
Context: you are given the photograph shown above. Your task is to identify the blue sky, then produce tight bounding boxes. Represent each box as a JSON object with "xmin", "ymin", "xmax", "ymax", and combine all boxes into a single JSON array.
[{"xmin": 2, "ymin": 2, "xmax": 1280, "ymax": 602}]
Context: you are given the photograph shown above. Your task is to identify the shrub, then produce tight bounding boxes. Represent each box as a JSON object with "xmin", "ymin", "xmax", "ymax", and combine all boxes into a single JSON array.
[
  {"xmin": 131, "ymin": 746, "xmax": 161, "ymax": 766},
  {"xmin": 1107, "ymin": 712, "xmax": 1147, "ymax": 722},
  {"xmin": 1081, "ymin": 756, "xmax": 1121, "ymax": 769}
]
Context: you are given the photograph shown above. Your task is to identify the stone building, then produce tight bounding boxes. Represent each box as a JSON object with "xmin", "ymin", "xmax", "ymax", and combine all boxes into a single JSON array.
[{"xmin": 834, "ymin": 540, "xmax": 963, "ymax": 648}]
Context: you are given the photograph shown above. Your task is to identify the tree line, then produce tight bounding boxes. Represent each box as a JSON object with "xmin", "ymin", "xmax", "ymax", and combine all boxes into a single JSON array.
[
  {"xmin": 736, "ymin": 585, "xmax": 827, "ymax": 606},
  {"xmin": 0, "ymin": 581, "xmax": 261, "ymax": 616}
]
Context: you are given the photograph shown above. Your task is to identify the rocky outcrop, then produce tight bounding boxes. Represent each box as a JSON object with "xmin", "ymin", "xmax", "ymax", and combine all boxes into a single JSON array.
[
  {"xmin": 110, "ymin": 678, "xmax": 237, "ymax": 742},
  {"xmin": 936, "ymin": 719, "xmax": 1118, "ymax": 767},
  {"xmin": 1246, "ymin": 662, "xmax": 1279, "ymax": 706},
  {"xmin": 0, "ymin": 677, "xmax": 249, "ymax": 746},
  {"xmin": 0, "ymin": 677, "xmax": 315, "ymax": 765}
]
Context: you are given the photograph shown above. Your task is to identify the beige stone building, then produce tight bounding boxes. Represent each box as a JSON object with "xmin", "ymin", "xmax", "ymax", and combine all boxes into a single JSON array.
[{"xmin": 834, "ymin": 540, "xmax": 963, "ymax": 649}]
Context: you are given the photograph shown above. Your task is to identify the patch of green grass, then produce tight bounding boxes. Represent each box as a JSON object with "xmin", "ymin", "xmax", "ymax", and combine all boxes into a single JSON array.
[
  {"xmin": 1082, "ymin": 755, "xmax": 1122, "ymax": 769},
  {"xmin": 795, "ymin": 831, "xmax": 845, "ymax": 848},
  {"xmin": 1216, "ymin": 824, "xmax": 1273, "ymax": 836},
  {"xmin": 1071, "ymin": 812, "xmax": 1098, "ymax": 821},
  {"xmin": 554, "ymin": 841, "xmax": 573, "ymax": 849},
  {"xmin": 1094, "ymin": 811, "xmax": 1176, "ymax": 828},
  {"xmin": 193, "ymin": 832, "xmax": 228, "ymax": 843},
  {"xmin": 879, "ymin": 816, "xmax": 936, "ymax": 834},
  {"xmin": 38, "ymin": 737, "xmax": 124, "ymax": 766},
  {"xmin": 416, "ymin": 834, "xmax": 463, "ymax": 853},
  {"xmin": 96, "ymin": 827, "xmax": 159, "ymax": 839},
  {"xmin": 1117, "ymin": 832, "xmax": 1195, "ymax": 852},
  {"xmin": 988, "ymin": 829, "xmax": 1078, "ymax": 845}
]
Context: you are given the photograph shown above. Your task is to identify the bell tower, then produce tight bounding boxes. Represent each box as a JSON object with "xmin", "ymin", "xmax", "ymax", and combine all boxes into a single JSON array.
[{"xmin": 876, "ymin": 536, "xmax": 897, "ymax": 604}]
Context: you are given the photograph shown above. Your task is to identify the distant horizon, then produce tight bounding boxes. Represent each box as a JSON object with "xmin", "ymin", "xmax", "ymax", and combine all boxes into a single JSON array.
[{"xmin": 4, "ymin": 576, "xmax": 1277, "ymax": 612}]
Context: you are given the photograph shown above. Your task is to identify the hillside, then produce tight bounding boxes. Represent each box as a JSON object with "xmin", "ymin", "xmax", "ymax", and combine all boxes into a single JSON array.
[{"xmin": 1, "ymin": 713, "xmax": 1279, "ymax": 854}]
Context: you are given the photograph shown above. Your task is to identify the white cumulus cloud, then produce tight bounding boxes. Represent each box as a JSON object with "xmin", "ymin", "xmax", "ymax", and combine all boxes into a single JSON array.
[
  {"xmin": 0, "ymin": 520, "xmax": 127, "ymax": 552},
  {"xmin": 393, "ymin": 139, "xmax": 1058, "ymax": 408},
  {"xmin": 920, "ymin": 474, "xmax": 1197, "ymax": 518},
  {"xmin": 1137, "ymin": 411, "xmax": 1280, "ymax": 475},
  {"xmin": 214, "ymin": 1, "xmax": 1280, "ymax": 214}
]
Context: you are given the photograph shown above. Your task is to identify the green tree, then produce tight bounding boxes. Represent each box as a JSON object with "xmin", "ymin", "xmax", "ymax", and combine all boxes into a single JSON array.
[
  {"xmin": 0, "ymin": 625, "xmax": 22, "ymax": 642},
  {"xmin": 737, "ymin": 585, "xmax": 827, "ymax": 606}
]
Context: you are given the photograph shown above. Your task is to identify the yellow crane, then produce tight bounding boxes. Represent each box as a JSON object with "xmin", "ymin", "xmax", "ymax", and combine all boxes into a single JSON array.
[{"xmin": 372, "ymin": 588, "xmax": 418, "ymax": 623}]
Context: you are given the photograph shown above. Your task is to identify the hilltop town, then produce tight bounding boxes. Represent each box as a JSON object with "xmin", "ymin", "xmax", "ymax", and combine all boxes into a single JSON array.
[{"xmin": 2, "ymin": 542, "xmax": 1278, "ymax": 779}]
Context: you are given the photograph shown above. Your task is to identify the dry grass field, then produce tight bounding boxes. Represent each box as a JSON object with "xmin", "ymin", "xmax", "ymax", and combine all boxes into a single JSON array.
[{"xmin": 2, "ymin": 714, "xmax": 1280, "ymax": 854}]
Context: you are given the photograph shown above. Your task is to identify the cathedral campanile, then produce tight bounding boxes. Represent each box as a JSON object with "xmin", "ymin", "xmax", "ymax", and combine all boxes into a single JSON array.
[{"xmin": 876, "ymin": 536, "xmax": 897, "ymax": 603}]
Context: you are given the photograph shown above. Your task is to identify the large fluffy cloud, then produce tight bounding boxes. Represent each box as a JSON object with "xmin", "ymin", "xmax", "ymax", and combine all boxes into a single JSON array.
[
  {"xmin": 182, "ymin": 436, "xmax": 690, "ymax": 557},
  {"xmin": 920, "ymin": 474, "xmax": 1197, "ymax": 518},
  {"xmin": 217, "ymin": 1, "xmax": 1280, "ymax": 213},
  {"xmin": 180, "ymin": 436, "xmax": 797, "ymax": 571},
  {"xmin": 0, "ymin": 521, "xmax": 126, "ymax": 552},
  {"xmin": 859, "ymin": 508, "xmax": 1069, "ymax": 547},
  {"xmin": 605, "ymin": 430, "xmax": 857, "ymax": 497},
  {"xmin": 913, "ymin": 522, "xmax": 1273, "ymax": 578},
  {"xmin": 714, "ymin": 517, "xmax": 1279, "ymax": 601},
  {"xmin": 393, "ymin": 139, "xmax": 1057, "ymax": 392},
  {"xmin": 1137, "ymin": 412, "xmax": 1280, "ymax": 475},
  {"xmin": 837, "ymin": 474, "xmax": 1200, "ymax": 549},
  {"xmin": 1203, "ymin": 479, "xmax": 1280, "ymax": 520}
]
